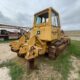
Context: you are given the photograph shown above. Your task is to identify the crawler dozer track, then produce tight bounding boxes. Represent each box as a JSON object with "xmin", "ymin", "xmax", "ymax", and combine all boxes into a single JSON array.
[{"xmin": 48, "ymin": 38, "xmax": 70, "ymax": 59}]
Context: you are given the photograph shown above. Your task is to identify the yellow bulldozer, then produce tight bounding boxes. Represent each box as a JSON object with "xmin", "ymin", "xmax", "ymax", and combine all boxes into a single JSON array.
[{"xmin": 10, "ymin": 7, "xmax": 70, "ymax": 69}]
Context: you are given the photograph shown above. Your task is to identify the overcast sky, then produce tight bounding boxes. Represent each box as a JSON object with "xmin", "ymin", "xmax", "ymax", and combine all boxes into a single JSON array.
[{"xmin": 0, "ymin": 0, "xmax": 80, "ymax": 30}]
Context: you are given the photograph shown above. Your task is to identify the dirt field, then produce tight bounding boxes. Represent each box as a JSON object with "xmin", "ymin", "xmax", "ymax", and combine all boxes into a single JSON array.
[
  {"xmin": 0, "ymin": 43, "xmax": 16, "ymax": 64},
  {"xmin": 0, "ymin": 67, "xmax": 11, "ymax": 80},
  {"xmin": 0, "ymin": 43, "xmax": 17, "ymax": 80},
  {"xmin": 0, "ymin": 39, "xmax": 80, "ymax": 80}
]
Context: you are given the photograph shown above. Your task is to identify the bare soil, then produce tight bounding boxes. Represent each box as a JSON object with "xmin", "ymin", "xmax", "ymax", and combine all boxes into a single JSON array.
[
  {"xmin": 0, "ymin": 43, "xmax": 17, "ymax": 64},
  {"xmin": 24, "ymin": 63, "xmax": 62, "ymax": 80},
  {"xmin": 0, "ymin": 43, "xmax": 16, "ymax": 80},
  {"xmin": 0, "ymin": 67, "xmax": 11, "ymax": 80},
  {"xmin": 68, "ymin": 56, "xmax": 80, "ymax": 80}
]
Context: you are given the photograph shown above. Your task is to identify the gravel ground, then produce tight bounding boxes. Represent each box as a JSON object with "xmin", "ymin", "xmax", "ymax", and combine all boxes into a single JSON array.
[
  {"xmin": 0, "ymin": 43, "xmax": 17, "ymax": 64},
  {"xmin": 0, "ymin": 67, "xmax": 11, "ymax": 80},
  {"xmin": 0, "ymin": 43, "xmax": 16, "ymax": 80},
  {"xmin": 68, "ymin": 56, "xmax": 80, "ymax": 80}
]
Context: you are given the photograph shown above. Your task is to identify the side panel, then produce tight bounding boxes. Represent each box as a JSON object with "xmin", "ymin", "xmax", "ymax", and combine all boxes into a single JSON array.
[
  {"xmin": 39, "ymin": 26, "xmax": 52, "ymax": 41},
  {"xmin": 30, "ymin": 26, "xmax": 52, "ymax": 41},
  {"xmin": 51, "ymin": 27, "xmax": 61, "ymax": 40}
]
